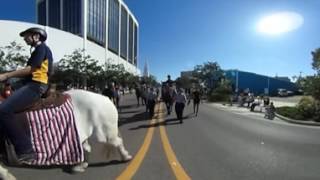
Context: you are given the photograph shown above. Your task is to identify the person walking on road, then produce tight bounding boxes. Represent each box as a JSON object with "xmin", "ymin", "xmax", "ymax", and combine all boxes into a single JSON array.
[
  {"xmin": 146, "ymin": 87, "xmax": 157, "ymax": 118},
  {"xmin": 174, "ymin": 88, "xmax": 187, "ymax": 123},
  {"xmin": 102, "ymin": 84, "xmax": 114, "ymax": 100},
  {"xmin": 134, "ymin": 85, "xmax": 142, "ymax": 106},
  {"xmin": 192, "ymin": 88, "xmax": 201, "ymax": 116}
]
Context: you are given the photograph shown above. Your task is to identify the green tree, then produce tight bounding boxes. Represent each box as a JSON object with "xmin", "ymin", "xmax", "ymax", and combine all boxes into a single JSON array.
[
  {"xmin": 311, "ymin": 48, "xmax": 320, "ymax": 74},
  {"xmin": 56, "ymin": 49, "xmax": 103, "ymax": 89},
  {"xmin": 0, "ymin": 41, "xmax": 28, "ymax": 72},
  {"xmin": 141, "ymin": 75, "xmax": 159, "ymax": 86},
  {"xmin": 175, "ymin": 75, "xmax": 195, "ymax": 89},
  {"xmin": 309, "ymin": 48, "xmax": 320, "ymax": 121},
  {"xmin": 310, "ymin": 49, "xmax": 320, "ymax": 101},
  {"xmin": 192, "ymin": 61, "xmax": 224, "ymax": 90},
  {"xmin": 102, "ymin": 64, "xmax": 126, "ymax": 84}
]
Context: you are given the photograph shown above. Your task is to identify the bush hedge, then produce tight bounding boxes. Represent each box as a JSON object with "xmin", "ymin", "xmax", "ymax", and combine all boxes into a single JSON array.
[
  {"xmin": 276, "ymin": 106, "xmax": 307, "ymax": 120},
  {"xmin": 208, "ymin": 93, "xmax": 230, "ymax": 102},
  {"xmin": 297, "ymin": 96, "xmax": 316, "ymax": 119}
]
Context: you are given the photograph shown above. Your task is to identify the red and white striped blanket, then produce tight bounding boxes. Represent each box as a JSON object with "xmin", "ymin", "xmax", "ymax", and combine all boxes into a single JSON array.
[{"xmin": 26, "ymin": 97, "xmax": 84, "ymax": 165}]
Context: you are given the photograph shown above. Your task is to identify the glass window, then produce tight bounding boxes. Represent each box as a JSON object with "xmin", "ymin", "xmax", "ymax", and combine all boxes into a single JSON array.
[
  {"xmin": 63, "ymin": 0, "xmax": 82, "ymax": 35},
  {"xmin": 128, "ymin": 16, "xmax": 133, "ymax": 64},
  {"xmin": 108, "ymin": 0, "xmax": 119, "ymax": 54},
  {"xmin": 49, "ymin": 0, "xmax": 60, "ymax": 29},
  {"xmin": 87, "ymin": 0, "xmax": 106, "ymax": 46},
  {"xmin": 120, "ymin": 6, "xmax": 128, "ymax": 59},
  {"xmin": 37, "ymin": 0, "xmax": 47, "ymax": 26},
  {"xmin": 134, "ymin": 24, "xmax": 138, "ymax": 66}
]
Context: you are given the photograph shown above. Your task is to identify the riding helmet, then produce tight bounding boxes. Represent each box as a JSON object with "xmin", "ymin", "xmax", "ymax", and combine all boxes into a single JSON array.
[{"xmin": 19, "ymin": 27, "xmax": 47, "ymax": 42}]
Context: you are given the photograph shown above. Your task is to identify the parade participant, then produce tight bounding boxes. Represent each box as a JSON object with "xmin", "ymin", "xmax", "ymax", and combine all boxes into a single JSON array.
[
  {"xmin": 146, "ymin": 87, "xmax": 158, "ymax": 117},
  {"xmin": 0, "ymin": 27, "xmax": 53, "ymax": 163},
  {"xmin": 192, "ymin": 88, "xmax": 201, "ymax": 116},
  {"xmin": 174, "ymin": 88, "xmax": 187, "ymax": 123}
]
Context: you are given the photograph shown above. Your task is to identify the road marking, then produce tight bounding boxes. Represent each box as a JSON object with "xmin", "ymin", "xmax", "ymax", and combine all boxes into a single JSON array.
[
  {"xmin": 158, "ymin": 103, "xmax": 191, "ymax": 180},
  {"xmin": 116, "ymin": 104, "xmax": 159, "ymax": 180}
]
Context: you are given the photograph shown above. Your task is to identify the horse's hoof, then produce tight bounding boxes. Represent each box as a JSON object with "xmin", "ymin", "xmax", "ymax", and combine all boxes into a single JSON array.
[
  {"xmin": 71, "ymin": 165, "xmax": 86, "ymax": 173},
  {"xmin": 122, "ymin": 155, "xmax": 132, "ymax": 162},
  {"xmin": 82, "ymin": 162, "xmax": 89, "ymax": 168}
]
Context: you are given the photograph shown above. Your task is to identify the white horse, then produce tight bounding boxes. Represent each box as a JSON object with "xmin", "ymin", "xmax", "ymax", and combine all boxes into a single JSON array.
[
  {"xmin": 0, "ymin": 89, "xmax": 132, "ymax": 176},
  {"xmin": 66, "ymin": 89, "xmax": 132, "ymax": 172}
]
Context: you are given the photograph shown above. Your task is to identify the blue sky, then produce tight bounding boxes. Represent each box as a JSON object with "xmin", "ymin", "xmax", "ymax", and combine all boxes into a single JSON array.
[
  {"xmin": 125, "ymin": 0, "xmax": 320, "ymax": 82},
  {"xmin": 1, "ymin": 1, "xmax": 319, "ymax": 82}
]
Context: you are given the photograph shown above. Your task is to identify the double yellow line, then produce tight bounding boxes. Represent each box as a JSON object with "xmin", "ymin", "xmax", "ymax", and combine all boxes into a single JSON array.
[{"xmin": 116, "ymin": 103, "xmax": 191, "ymax": 180}]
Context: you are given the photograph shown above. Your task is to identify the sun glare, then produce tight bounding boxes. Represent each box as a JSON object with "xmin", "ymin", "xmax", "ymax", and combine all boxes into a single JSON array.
[{"xmin": 257, "ymin": 12, "xmax": 304, "ymax": 35}]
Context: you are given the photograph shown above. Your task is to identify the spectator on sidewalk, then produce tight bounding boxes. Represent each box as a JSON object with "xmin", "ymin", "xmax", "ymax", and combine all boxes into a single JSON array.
[
  {"xmin": 250, "ymin": 96, "xmax": 262, "ymax": 112},
  {"xmin": 265, "ymin": 102, "xmax": 276, "ymax": 120},
  {"xmin": 238, "ymin": 93, "xmax": 245, "ymax": 107},
  {"xmin": 263, "ymin": 96, "xmax": 270, "ymax": 106},
  {"xmin": 246, "ymin": 93, "xmax": 255, "ymax": 108}
]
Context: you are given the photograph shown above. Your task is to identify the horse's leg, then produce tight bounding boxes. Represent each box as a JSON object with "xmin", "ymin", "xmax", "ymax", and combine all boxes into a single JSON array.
[
  {"xmin": 113, "ymin": 136, "xmax": 132, "ymax": 161},
  {"xmin": 71, "ymin": 140, "xmax": 91, "ymax": 173},
  {"xmin": 81, "ymin": 140, "xmax": 91, "ymax": 168},
  {"xmin": 98, "ymin": 126, "xmax": 132, "ymax": 162},
  {"xmin": 0, "ymin": 165, "xmax": 16, "ymax": 180}
]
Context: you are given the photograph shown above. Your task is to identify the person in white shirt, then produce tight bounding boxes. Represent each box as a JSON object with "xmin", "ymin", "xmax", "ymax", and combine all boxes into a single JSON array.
[{"xmin": 174, "ymin": 88, "xmax": 187, "ymax": 123}]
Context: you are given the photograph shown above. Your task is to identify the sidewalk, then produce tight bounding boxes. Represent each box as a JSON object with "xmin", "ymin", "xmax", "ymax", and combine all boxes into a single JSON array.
[{"xmin": 209, "ymin": 101, "xmax": 320, "ymax": 126}]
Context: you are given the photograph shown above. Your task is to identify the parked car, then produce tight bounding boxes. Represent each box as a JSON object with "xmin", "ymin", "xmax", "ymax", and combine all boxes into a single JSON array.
[
  {"xmin": 287, "ymin": 90, "xmax": 294, "ymax": 96},
  {"xmin": 278, "ymin": 89, "xmax": 288, "ymax": 97}
]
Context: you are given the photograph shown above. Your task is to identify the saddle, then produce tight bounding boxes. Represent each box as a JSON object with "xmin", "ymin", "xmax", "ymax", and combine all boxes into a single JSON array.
[
  {"xmin": 18, "ymin": 92, "xmax": 68, "ymax": 113},
  {"xmin": 1, "ymin": 92, "xmax": 84, "ymax": 166}
]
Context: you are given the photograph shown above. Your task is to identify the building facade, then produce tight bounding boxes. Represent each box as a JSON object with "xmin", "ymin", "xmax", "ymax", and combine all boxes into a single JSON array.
[
  {"xmin": 35, "ymin": 0, "xmax": 139, "ymax": 74},
  {"xmin": 225, "ymin": 70, "xmax": 298, "ymax": 95}
]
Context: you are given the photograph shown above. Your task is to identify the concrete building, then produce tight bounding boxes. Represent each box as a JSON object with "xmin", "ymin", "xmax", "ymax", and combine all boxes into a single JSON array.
[{"xmin": 0, "ymin": 0, "xmax": 139, "ymax": 75}]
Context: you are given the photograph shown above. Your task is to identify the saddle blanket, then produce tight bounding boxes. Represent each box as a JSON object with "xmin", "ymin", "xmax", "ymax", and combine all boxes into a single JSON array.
[{"xmin": 26, "ymin": 96, "xmax": 84, "ymax": 165}]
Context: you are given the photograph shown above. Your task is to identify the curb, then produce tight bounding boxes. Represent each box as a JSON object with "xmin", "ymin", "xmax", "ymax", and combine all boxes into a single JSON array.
[
  {"xmin": 275, "ymin": 113, "xmax": 320, "ymax": 126},
  {"xmin": 212, "ymin": 102, "xmax": 320, "ymax": 127}
]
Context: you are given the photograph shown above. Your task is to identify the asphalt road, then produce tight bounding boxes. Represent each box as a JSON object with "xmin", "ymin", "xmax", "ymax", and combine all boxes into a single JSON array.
[{"xmin": 3, "ymin": 94, "xmax": 320, "ymax": 180}]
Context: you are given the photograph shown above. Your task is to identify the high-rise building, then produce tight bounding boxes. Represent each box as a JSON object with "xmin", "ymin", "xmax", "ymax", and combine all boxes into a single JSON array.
[
  {"xmin": 36, "ymin": 0, "xmax": 139, "ymax": 73},
  {"xmin": 143, "ymin": 60, "xmax": 149, "ymax": 78}
]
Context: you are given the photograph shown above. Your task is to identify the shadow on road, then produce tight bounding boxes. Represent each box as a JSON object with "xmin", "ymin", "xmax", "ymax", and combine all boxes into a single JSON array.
[
  {"xmin": 119, "ymin": 110, "xmax": 141, "ymax": 114},
  {"xmin": 88, "ymin": 160, "xmax": 126, "ymax": 167},
  {"xmin": 129, "ymin": 113, "xmax": 195, "ymax": 130},
  {"xmin": 118, "ymin": 111, "xmax": 150, "ymax": 127},
  {"xmin": 119, "ymin": 104, "xmax": 139, "ymax": 109}
]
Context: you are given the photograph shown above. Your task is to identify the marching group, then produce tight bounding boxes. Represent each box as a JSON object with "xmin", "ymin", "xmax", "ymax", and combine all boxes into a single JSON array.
[{"xmin": 132, "ymin": 75, "xmax": 202, "ymax": 123}]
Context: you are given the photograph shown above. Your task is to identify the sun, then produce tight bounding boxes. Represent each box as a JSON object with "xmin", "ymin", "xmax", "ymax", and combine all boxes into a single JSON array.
[{"xmin": 257, "ymin": 11, "xmax": 304, "ymax": 35}]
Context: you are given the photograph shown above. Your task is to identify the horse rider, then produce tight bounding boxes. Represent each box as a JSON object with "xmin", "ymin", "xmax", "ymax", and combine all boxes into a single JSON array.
[{"xmin": 0, "ymin": 27, "xmax": 53, "ymax": 163}]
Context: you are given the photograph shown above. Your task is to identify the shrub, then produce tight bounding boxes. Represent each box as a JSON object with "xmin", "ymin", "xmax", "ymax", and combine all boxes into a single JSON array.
[
  {"xmin": 276, "ymin": 106, "xmax": 306, "ymax": 120},
  {"xmin": 314, "ymin": 102, "xmax": 320, "ymax": 122},
  {"xmin": 297, "ymin": 96, "xmax": 316, "ymax": 119},
  {"xmin": 208, "ymin": 93, "xmax": 230, "ymax": 102},
  {"xmin": 207, "ymin": 84, "xmax": 232, "ymax": 102}
]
